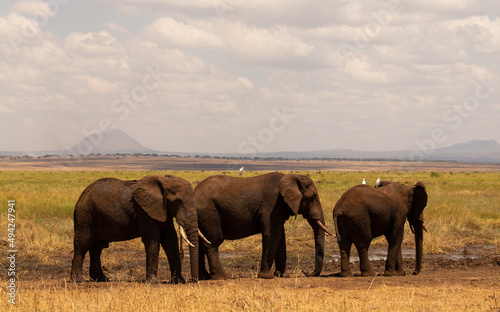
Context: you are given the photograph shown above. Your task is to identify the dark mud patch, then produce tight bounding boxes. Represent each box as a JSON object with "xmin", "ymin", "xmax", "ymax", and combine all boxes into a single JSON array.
[{"xmin": 3, "ymin": 242, "xmax": 498, "ymax": 285}]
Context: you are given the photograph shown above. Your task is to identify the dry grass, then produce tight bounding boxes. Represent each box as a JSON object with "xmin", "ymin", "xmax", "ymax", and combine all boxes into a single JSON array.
[{"xmin": 1, "ymin": 279, "xmax": 499, "ymax": 311}]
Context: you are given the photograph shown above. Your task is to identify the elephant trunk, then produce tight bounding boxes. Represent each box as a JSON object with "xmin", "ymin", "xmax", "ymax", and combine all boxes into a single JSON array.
[
  {"xmin": 411, "ymin": 220, "xmax": 424, "ymax": 275},
  {"xmin": 177, "ymin": 204, "xmax": 199, "ymax": 282},
  {"xmin": 303, "ymin": 217, "xmax": 325, "ymax": 277},
  {"xmin": 186, "ymin": 223, "xmax": 199, "ymax": 281}
]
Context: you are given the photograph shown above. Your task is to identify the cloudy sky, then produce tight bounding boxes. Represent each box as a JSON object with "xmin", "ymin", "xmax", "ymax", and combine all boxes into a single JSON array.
[{"xmin": 0, "ymin": 0, "xmax": 499, "ymax": 155}]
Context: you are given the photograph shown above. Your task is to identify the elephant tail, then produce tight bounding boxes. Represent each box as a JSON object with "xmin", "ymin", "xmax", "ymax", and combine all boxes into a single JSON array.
[{"xmin": 333, "ymin": 212, "xmax": 341, "ymax": 243}]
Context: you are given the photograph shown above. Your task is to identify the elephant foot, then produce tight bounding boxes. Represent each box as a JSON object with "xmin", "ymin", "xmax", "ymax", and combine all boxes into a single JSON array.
[
  {"xmin": 90, "ymin": 275, "xmax": 109, "ymax": 282},
  {"xmin": 199, "ymin": 269, "xmax": 212, "ymax": 280},
  {"xmin": 258, "ymin": 270, "xmax": 275, "ymax": 279},
  {"xmin": 210, "ymin": 272, "xmax": 232, "ymax": 280},
  {"xmin": 361, "ymin": 270, "xmax": 378, "ymax": 277},
  {"xmin": 186, "ymin": 277, "xmax": 199, "ymax": 283},
  {"xmin": 70, "ymin": 274, "xmax": 85, "ymax": 283},
  {"xmin": 169, "ymin": 275, "xmax": 186, "ymax": 284},
  {"xmin": 383, "ymin": 270, "xmax": 404, "ymax": 276},
  {"xmin": 145, "ymin": 275, "xmax": 160, "ymax": 284},
  {"xmin": 274, "ymin": 270, "xmax": 290, "ymax": 278},
  {"xmin": 199, "ymin": 274, "xmax": 211, "ymax": 281},
  {"xmin": 339, "ymin": 271, "xmax": 353, "ymax": 277}
]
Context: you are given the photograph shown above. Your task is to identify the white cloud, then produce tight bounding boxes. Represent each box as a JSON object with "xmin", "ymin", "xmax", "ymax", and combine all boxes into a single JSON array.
[
  {"xmin": 343, "ymin": 56, "xmax": 389, "ymax": 84},
  {"xmin": 147, "ymin": 17, "xmax": 222, "ymax": 48},
  {"xmin": 144, "ymin": 17, "xmax": 314, "ymax": 66},
  {"xmin": 238, "ymin": 77, "xmax": 254, "ymax": 90},
  {"xmin": 11, "ymin": 0, "xmax": 57, "ymax": 18},
  {"xmin": 65, "ymin": 31, "xmax": 122, "ymax": 56},
  {"xmin": 223, "ymin": 22, "xmax": 314, "ymax": 64},
  {"xmin": 0, "ymin": 12, "xmax": 43, "ymax": 52},
  {"xmin": 106, "ymin": 22, "xmax": 129, "ymax": 34},
  {"xmin": 0, "ymin": 0, "xmax": 499, "ymax": 152}
]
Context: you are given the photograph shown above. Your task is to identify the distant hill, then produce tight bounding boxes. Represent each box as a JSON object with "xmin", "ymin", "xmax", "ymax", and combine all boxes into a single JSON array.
[
  {"xmin": 252, "ymin": 139, "xmax": 500, "ymax": 163},
  {"xmin": 64, "ymin": 129, "xmax": 158, "ymax": 156},
  {"xmin": 427, "ymin": 139, "xmax": 500, "ymax": 162}
]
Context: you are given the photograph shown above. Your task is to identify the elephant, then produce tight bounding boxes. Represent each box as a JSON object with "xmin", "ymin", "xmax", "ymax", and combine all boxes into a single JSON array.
[
  {"xmin": 70, "ymin": 174, "xmax": 200, "ymax": 283},
  {"xmin": 333, "ymin": 180, "xmax": 428, "ymax": 277},
  {"xmin": 195, "ymin": 172, "xmax": 333, "ymax": 280}
]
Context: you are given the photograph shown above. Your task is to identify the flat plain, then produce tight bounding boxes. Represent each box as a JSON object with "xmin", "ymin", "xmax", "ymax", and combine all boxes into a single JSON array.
[
  {"xmin": 2, "ymin": 155, "xmax": 500, "ymax": 172},
  {"xmin": 0, "ymin": 156, "xmax": 499, "ymax": 311}
]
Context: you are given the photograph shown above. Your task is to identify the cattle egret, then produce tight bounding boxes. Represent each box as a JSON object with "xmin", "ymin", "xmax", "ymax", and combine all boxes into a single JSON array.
[
  {"xmin": 239, "ymin": 167, "xmax": 244, "ymax": 176},
  {"xmin": 375, "ymin": 177, "xmax": 381, "ymax": 188},
  {"xmin": 362, "ymin": 178, "xmax": 366, "ymax": 185}
]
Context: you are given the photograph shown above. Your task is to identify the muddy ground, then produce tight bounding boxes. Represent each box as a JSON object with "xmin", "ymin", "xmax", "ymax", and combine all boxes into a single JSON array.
[{"xmin": 11, "ymin": 238, "xmax": 500, "ymax": 291}]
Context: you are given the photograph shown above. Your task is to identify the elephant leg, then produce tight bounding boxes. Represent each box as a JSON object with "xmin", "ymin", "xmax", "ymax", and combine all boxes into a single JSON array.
[
  {"xmin": 160, "ymin": 222, "xmax": 184, "ymax": 284},
  {"xmin": 89, "ymin": 241, "xmax": 109, "ymax": 282},
  {"xmin": 258, "ymin": 227, "xmax": 278, "ymax": 279},
  {"xmin": 259, "ymin": 216, "xmax": 286, "ymax": 279},
  {"xmin": 274, "ymin": 227, "xmax": 287, "ymax": 277},
  {"xmin": 355, "ymin": 242, "xmax": 376, "ymax": 277},
  {"xmin": 395, "ymin": 248, "xmax": 405, "ymax": 276},
  {"xmin": 71, "ymin": 226, "xmax": 94, "ymax": 282},
  {"xmin": 205, "ymin": 245, "xmax": 231, "ymax": 280},
  {"xmin": 199, "ymin": 224, "xmax": 229, "ymax": 280},
  {"xmin": 71, "ymin": 244, "xmax": 88, "ymax": 283},
  {"xmin": 198, "ymin": 243, "xmax": 211, "ymax": 280},
  {"xmin": 384, "ymin": 231, "xmax": 405, "ymax": 276},
  {"xmin": 142, "ymin": 236, "xmax": 161, "ymax": 283},
  {"xmin": 338, "ymin": 235, "xmax": 353, "ymax": 277}
]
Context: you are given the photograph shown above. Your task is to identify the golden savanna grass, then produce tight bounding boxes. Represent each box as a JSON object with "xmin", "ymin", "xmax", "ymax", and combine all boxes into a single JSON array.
[
  {"xmin": 2, "ymin": 279, "xmax": 499, "ymax": 311},
  {"xmin": 0, "ymin": 170, "xmax": 499, "ymax": 311}
]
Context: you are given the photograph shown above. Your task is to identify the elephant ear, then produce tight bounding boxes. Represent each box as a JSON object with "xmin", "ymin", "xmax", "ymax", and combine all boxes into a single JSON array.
[
  {"xmin": 133, "ymin": 175, "xmax": 167, "ymax": 222},
  {"xmin": 409, "ymin": 181, "xmax": 427, "ymax": 222},
  {"xmin": 278, "ymin": 174, "xmax": 303, "ymax": 215}
]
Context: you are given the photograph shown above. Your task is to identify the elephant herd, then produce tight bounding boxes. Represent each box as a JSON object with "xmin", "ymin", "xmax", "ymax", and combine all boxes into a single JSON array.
[{"xmin": 70, "ymin": 172, "xmax": 427, "ymax": 283}]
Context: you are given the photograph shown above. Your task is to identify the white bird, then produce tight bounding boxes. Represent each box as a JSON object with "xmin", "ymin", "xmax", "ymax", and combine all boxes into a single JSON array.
[
  {"xmin": 239, "ymin": 167, "xmax": 244, "ymax": 176},
  {"xmin": 362, "ymin": 178, "xmax": 366, "ymax": 185},
  {"xmin": 375, "ymin": 177, "xmax": 381, "ymax": 188}
]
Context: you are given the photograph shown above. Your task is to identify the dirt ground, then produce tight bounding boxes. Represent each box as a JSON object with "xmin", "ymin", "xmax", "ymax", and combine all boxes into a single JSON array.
[{"xmin": 11, "ymin": 238, "xmax": 500, "ymax": 292}]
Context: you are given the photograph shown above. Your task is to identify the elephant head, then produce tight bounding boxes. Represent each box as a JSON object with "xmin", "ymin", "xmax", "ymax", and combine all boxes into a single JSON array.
[
  {"xmin": 407, "ymin": 181, "xmax": 427, "ymax": 275},
  {"xmin": 133, "ymin": 175, "xmax": 199, "ymax": 281},
  {"xmin": 278, "ymin": 173, "xmax": 329, "ymax": 277}
]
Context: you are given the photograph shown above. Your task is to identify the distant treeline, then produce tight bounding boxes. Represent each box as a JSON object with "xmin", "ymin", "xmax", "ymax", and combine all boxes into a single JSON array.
[{"xmin": 1, "ymin": 153, "xmax": 458, "ymax": 163}]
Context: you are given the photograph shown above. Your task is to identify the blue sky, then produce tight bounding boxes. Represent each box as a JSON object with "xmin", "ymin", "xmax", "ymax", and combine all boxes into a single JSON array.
[{"xmin": 0, "ymin": 0, "xmax": 499, "ymax": 155}]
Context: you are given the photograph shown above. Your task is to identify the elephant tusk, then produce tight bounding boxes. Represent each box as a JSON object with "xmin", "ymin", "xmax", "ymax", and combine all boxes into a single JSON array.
[
  {"xmin": 179, "ymin": 226, "xmax": 195, "ymax": 248},
  {"xmin": 198, "ymin": 229, "xmax": 212, "ymax": 245},
  {"xmin": 317, "ymin": 220, "xmax": 335, "ymax": 237}
]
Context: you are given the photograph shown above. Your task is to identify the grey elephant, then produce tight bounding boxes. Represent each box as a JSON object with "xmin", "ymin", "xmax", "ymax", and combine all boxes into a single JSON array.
[
  {"xmin": 333, "ymin": 180, "xmax": 427, "ymax": 277},
  {"xmin": 195, "ymin": 172, "xmax": 333, "ymax": 280},
  {"xmin": 70, "ymin": 175, "xmax": 200, "ymax": 283}
]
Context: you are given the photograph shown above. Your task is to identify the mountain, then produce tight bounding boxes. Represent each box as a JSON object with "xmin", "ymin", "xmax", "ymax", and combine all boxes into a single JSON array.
[
  {"xmin": 253, "ymin": 139, "xmax": 500, "ymax": 163},
  {"xmin": 429, "ymin": 139, "xmax": 500, "ymax": 162},
  {"xmin": 65, "ymin": 129, "xmax": 158, "ymax": 156}
]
